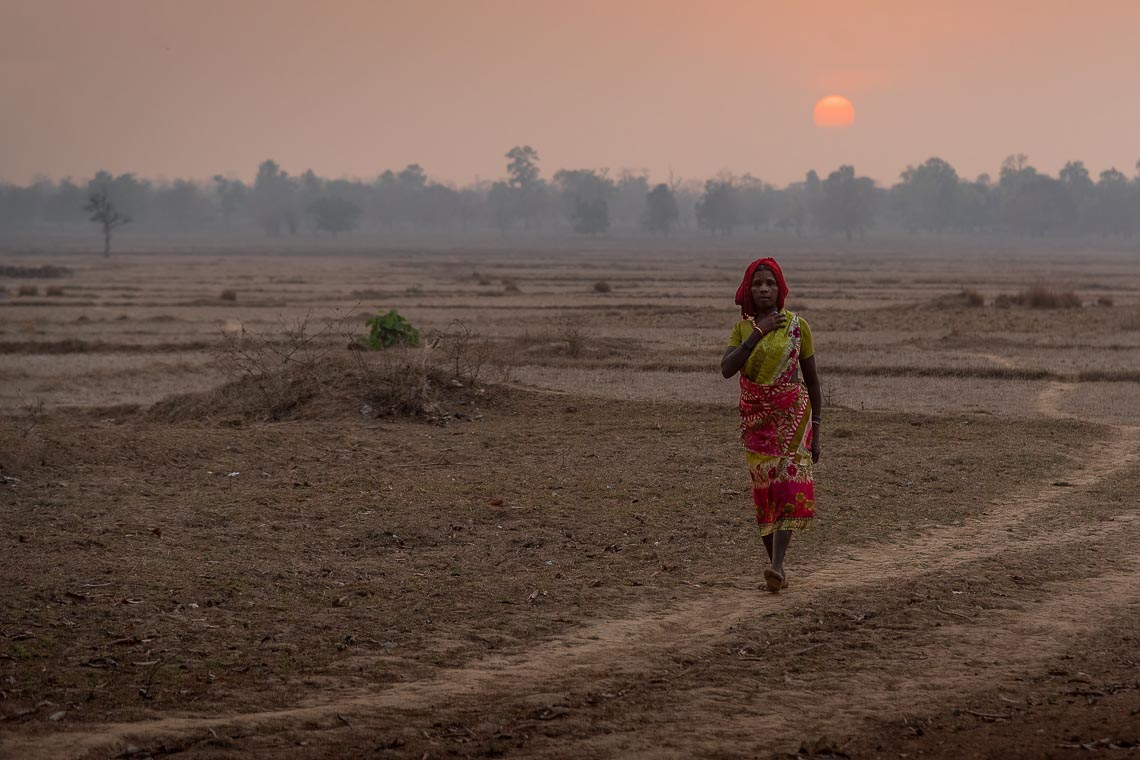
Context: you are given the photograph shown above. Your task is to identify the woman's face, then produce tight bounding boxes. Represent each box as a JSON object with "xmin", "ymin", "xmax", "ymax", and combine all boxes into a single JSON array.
[{"xmin": 750, "ymin": 267, "xmax": 779, "ymax": 312}]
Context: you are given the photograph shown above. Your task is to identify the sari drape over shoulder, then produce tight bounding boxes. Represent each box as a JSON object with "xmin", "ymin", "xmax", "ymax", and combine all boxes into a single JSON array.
[{"xmin": 732, "ymin": 313, "xmax": 816, "ymax": 535}]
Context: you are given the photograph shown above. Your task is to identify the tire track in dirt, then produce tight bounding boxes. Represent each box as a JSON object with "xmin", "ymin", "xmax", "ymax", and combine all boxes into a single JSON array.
[
  {"xmin": 7, "ymin": 429, "xmax": 1138, "ymax": 759},
  {"xmin": 1037, "ymin": 379, "xmax": 1078, "ymax": 420},
  {"xmin": 7, "ymin": 388, "xmax": 1138, "ymax": 759},
  {"xmin": 557, "ymin": 544, "xmax": 1140, "ymax": 759}
]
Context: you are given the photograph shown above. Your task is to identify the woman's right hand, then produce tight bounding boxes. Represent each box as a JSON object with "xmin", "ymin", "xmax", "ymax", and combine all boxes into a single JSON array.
[{"xmin": 751, "ymin": 310, "xmax": 787, "ymax": 337}]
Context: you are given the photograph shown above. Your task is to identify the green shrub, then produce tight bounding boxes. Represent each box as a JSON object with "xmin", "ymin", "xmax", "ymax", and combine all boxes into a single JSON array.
[{"xmin": 361, "ymin": 309, "xmax": 420, "ymax": 350}]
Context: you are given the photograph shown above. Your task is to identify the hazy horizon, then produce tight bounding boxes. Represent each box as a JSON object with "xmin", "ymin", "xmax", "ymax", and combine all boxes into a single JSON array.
[{"xmin": 3, "ymin": 0, "xmax": 1140, "ymax": 188}]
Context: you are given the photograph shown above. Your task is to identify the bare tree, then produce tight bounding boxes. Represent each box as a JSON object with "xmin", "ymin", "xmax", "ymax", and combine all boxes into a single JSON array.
[{"xmin": 84, "ymin": 189, "xmax": 130, "ymax": 256}]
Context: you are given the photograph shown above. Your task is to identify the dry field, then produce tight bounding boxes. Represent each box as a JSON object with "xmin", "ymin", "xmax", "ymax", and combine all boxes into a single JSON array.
[{"xmin": 1, "ymin": 242, "xmax": 1139, "ymax": 759}]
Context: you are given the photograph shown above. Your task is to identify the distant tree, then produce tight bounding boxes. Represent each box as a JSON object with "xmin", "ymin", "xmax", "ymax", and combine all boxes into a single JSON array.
[
  {"xmin": 506, "ymin": 146, "xmax": 540, "ymax": 189},
  {"xmin": 506, "ymin": 146, "xmax": 543, "ymax": 230},
  {"xmin": 44, "ymin": 179, "xmax": 86, "ymax": 227},
  {"xmin": 488, "ymin": 181, "xmax": 514, "ymax": 236},
  {"xmin": 456, "ymin": 186, "xmax": 483, "ymax": 232},
  {"xmin": 799, "ymin": 170, "xmax": 823, "ymax": 233},
  {"xmin": 553, "ymin": 169, "xmax": 614, "ymax": 231},
  {"xmin": 896, "ymin": 157, "xmax": 960, "ymax": 232},
  {"xmin": 737, "ymin": 174, "xmax": 772, "ymax": 231},
  {"xmin": 1000, "ymin": 153, "xmax": 1031, "ymax": 180},
  {"xmin": 611, "ymin": 171, "xmax": 650, "ymax": 229},
  {"xmin": 774, "ymin": 193, "xmax": 807, "ymax": 236},
  {"xmin": 1004, "ymin": 175, "xmax": 1074, "ymax": 236},
  {"xmin": 1091, "ymin": 168, "xmax": 1133, "ymax": 238},
  {"xmin": 421, "ymin": 182, "xmax": 462, "ymax": 231},
  {"xmin": 642, "ymin": 183, "xmax": 679, "ymax": 235},
  {"xmin": 994, "ymin": 154, "xmax": 1077, "ymax": 235},
  {"xmin": 571, "ymin": 198, "xmax": 609, "ymax": 237},
  {"xmin": 397, "ymin": 163, "xmax": 428, "ymax": 189},
  {"xmin": 84, "ymin": 188, "xmax": 130, "ymax": 256},
  {"xmin": 212, "ymin": 175, "xmax": 247, "ymax": 229},
  {"xmin": 958, "ymin": 176, "xmax": 996, "ymax": 232},
  {"xmin": 1059, "ymin": 160, "xmax": 1092, "ymax": 189},
  {"xmin": 819, "ymin": 165, "xmax": 875, "ymax": 240},
  {"xmin": 696, "ymin": 179, "xmax": 738, "ymax": 235},
  {"xmin": 310, "ymin": 196, "xmax": 361, "ymax": 238},
  {"xmin": 153, "ymin": 180, "xmax": 212, "ymax": 229},
  {"xmin": 1059, "ymin": 161, "xmax": 1093, "ymax": 232},
  {"xmin": 253, "ymin": 159, "xmax": 295, "ymax": 236}
]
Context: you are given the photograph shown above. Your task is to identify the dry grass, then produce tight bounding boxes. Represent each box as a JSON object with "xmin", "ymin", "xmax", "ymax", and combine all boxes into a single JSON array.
[
  {"xmin": 1076, "ymin": 369, "xmax": 1140, "ymax": 382},
  {"xmin": 44, "ymin": 285, "xmax": 65, "ymax": 297},
  {"xmin": 0, "ymin": 339, "xmax": 214, "ymax": 354},
  {"xmin": 0, "ymin": 264, "xmax": 71, "ymax": 278},
  {"xmin": 929, "ymin": 289, "xmax": 986, "ymax": 308},
  {"xmin": 16, "ymin": 285, "xmax": 38, "ymax": 297},
  {"xmin": 996, "ymin": 287, "xmax": 1082, "ymax": 309}
]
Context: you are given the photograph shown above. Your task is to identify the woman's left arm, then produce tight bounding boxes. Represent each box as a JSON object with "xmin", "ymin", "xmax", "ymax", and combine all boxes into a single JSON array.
[{"xmin": 801, "ymin": 355, "xmax": 822, "ymax": 463}]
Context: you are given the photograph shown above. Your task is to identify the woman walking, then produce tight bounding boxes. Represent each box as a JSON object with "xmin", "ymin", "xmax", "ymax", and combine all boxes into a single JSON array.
[{"xmin": 721, "ymin": 258, "xmax": 821, "ymax": 592}]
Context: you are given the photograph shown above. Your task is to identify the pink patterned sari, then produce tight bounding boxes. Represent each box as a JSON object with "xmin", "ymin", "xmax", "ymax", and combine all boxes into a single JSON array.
[{"xmin": 739, "ymin": 315, "xmax": 815, "ymax": 534}]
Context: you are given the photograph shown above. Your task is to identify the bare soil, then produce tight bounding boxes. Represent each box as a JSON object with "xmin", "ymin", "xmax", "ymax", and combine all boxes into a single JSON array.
[{"xmin": 1, "ymin": 244, "xmax": 1138, "ymax": 758}]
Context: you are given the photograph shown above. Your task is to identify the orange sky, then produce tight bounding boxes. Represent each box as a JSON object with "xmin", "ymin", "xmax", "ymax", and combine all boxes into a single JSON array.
[{"xmin": 2, "ymin": 0, "xmax": 1139, "ymax": 187}]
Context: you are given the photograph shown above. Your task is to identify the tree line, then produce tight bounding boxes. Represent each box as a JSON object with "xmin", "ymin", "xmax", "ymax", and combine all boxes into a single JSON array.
[{"xmin": 2, "ymin": 149, "xmax": 1139, "ymax": 242}]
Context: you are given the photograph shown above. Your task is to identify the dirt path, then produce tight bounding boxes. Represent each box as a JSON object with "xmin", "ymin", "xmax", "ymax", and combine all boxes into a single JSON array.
[
  {"xmin": 564, "ymin": 552, "xmax": 1140, "ymax": 759},
  {"xmin": 7, "ymin": 388, "xmax": 1138, "ymax": 760}
]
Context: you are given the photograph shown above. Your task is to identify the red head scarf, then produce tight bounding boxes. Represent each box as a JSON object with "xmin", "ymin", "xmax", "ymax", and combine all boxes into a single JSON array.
[{"xmin": 735, "ymin": 257, "xmax": 789, "ymax": 317}]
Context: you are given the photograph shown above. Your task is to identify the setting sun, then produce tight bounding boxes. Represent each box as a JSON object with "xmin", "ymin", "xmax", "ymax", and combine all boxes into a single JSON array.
[{"xmin": 813, "ymin": 95, "xmax": 855, "ymax": 128}]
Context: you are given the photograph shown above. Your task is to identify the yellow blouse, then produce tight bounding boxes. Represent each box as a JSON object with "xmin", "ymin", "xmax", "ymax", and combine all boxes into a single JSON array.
[{"xmin": 727, "ymin": 311, "xmax": 813, "ymax": 384}]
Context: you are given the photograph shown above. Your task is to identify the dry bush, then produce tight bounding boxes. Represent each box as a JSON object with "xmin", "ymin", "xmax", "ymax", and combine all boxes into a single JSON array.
[
  {"xmin": 593, "ymin": 280, "xmax": 612, "ymax": 294},
  {"xmin": 434, "ymin": 323, "xmax": 499, "ymax": 387},
  {"xmin": 220, "ymin": 289, "xmax": 237, "ymax": 301},
  {"xmin": 154, "ymin": 313, "xmax": 510, "ymax": 424},
  {"xmin": 352, "ymin": 346, "xmax": 437, "ymax": 417},
  {"xmin": 45, "ymin": 286, "xmax": 65, "ymax": 297},
  {"xmin": 1096, "ymin": 296, "xmax": 1114, "ymax": 307},
  {"xmin": 15, "ymin": 394, "xmax": 46, "ymax": 439},
  {"xmin": 17, "ymin": 285, "xmax": 38, "ymax": 297},
  {"xmin": 930, "ymin": 290, "xmax": 984, "ymax": 308},
  {"xmin": 0, "ymin": 393, "xmax": 48, "ymax": 477},
  {"xmin": 353, "ymin": 322, "xmax": 515, "ymax": 417},
  {"xmin": 209, "ymin": 312, "xmax": 351, "ymax": 420},
  {"xmin": 823, "ymin": 382, "xmax": 844, "ymax": 409},
  {"xmin": 1024, "ymin": 287, "xmax": 1081, "ymax": 309},
  {"xmin": 993, "ymin": 288, "xmax": 1081, "ymax": 309},
  {"xmin": 503, "ymin": 280, "xmax": 521, "ymax": 294},
  {"xmin": 562, "ymin": 326, "xmax": 586, "ymax": 358}
]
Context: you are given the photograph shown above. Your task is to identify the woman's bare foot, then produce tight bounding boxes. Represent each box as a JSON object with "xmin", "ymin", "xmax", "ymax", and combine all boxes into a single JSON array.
[{"xmin": 763, "ymin": 567, "xmax": 784, "ymax": 593}]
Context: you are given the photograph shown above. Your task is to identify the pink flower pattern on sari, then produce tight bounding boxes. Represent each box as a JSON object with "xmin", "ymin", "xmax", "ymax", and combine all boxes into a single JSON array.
[{"xmin": 738, "ymin": 314, "xmax": 815, "ymax": 534}]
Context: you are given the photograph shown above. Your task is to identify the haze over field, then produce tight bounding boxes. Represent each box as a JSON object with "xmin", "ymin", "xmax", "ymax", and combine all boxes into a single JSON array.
[{"xmin": 3, "ymin": 0, "xmax": 1140, "ymax": 187}]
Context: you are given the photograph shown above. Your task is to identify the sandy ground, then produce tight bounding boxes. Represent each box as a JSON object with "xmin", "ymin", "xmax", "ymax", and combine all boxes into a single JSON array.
[{"xmin": 1, "ymin": 243, "xmax": 1139, "ymax": 759}]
